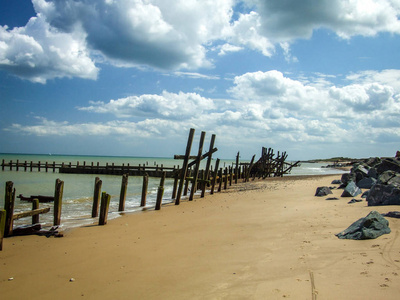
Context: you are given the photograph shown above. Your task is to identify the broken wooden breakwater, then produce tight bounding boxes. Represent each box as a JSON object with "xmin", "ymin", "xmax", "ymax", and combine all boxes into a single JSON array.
[
  {"xmin": 1, "ymin": 159, "xmax": 178, "ymax": 178},
  {"xmin": 1, "ymin": 127, "xmax": 299, "ymax": 251}
]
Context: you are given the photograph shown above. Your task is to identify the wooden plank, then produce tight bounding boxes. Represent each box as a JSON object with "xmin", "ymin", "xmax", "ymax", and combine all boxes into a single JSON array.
[
  {"xmin": 210, "ymin": 158, "xmax": 220, "ymax": 195},
  {"xmin": 99, "ymin": 192, "xmax": 111, "ymax": 225},
  {"xmin": 4, "ymin": 181, "xmax": 15, "ymax": 237},
  {"xmin": 32, "ymin": 199, "xmax": 39, "ymax": 224},
  {"xmin": 155, "ymin": 172, "xmax": 166, "ymax": 210},
  {"xmin": 12, "ymin": 207, "xmax": 50, "ymax": 220},
  {"xmin": 118, "ymin": 174, "xmax": 129, "ymax": 212},
  {"xmin": 53, "ymin": 179, "xmax": 64, "ymax": 226},
  {"xmin": 201, "ymin": 134, "xmax": 216, "ymax": 198},
  {"xmin": 189, "ymin": 131, "xmax": 206, "ymax": 201},
  {"xmin": 141, "ymin": 173, "xmax": 148, "ymax": 207},
  {"xmin": 175, "ymin": 128, "xmax": 195, "ymax": 205},
  {"xmin": 0, "ymin": 209, "xmax": 6, "ymax": 251},
  {"xmin": 92, "ymin": 177, "xmax": 102, "ymax": 217}
]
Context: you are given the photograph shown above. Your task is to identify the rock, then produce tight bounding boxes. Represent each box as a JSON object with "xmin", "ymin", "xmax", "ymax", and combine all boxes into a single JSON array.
[
  {"xmin": 326, "ymin": 197, "xmax": 339, "ymax": 200},
  {"xmin": 348, "ymin": 199, "xmax": 363, "ymax": 204},
  {"xmin": 388, "ymin": 174, "xmax": 400, "ymax": 187},
  {"xmin": 376, "ymin": 158, "xmax": 400, "ymax": 174},
  {"xmin": 361, "ymin": 190, "xmax": 369, "ymax": 198},
  {"xmin": 315, "ymin": 186, "xmax": 333, "ymax": 197},
  {"xmin": 357, "ymin": 177, "xmax": 376, "ymax": 189},
  {"xmin": 383, "ymin": 211, "xmax": 400, "ymax": 219},
  {"xmin": 367, "ymin": 184, "xmax": 400, "ymax": 206},
  {"xmin": 336, "ymin": 211, "xmax": 391, "ymax": 240},
  {"xmin": 368, "ymin": 167, "xmax": 378, "ymax": 179},
  {"xmin": 341, "ymin": 173, "xmax": 356, "ymax": 185},
  {"xmin": 331, "ymin": 179, "xmax": 342, "ymax": 184},
  {"xmin": 341, "ymin": 181, "xmax": 362, "ymax": 197},
  {"xmin": 378, "ymin": 171, "xmax": 397, "ymax": 185}
]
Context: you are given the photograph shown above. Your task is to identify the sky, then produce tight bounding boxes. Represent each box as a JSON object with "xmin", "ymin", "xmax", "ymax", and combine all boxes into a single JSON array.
[{"xmin": 0, "ymin": 0, "xmax": 400, "ymax": 161}]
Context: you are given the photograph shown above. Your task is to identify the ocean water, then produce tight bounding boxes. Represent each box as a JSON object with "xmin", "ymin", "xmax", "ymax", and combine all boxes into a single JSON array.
[{"xmin": 0, "ymin": 153, "xmax": 345, "ymax": 229}]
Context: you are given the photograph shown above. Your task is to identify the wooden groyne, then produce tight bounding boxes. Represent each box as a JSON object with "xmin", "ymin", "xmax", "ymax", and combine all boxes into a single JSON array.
[
  {"xmin": 1, "ymin": 160, "xmax": 178, "ymax": 177},
  {"xmin": 1, "ymin": 128, "xmax": 299, "ymax": 250}
]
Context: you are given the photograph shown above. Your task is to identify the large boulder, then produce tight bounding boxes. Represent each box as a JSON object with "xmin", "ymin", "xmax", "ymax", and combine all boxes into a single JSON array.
[
  {"xmin": 336, "ymin": 211, "xmax": 391, "ymax": 240},
  {"xmin": 367, "ymin": 184, "xmax": 400, "ymax": 206},
  {"xmin": 341, "ymin": 181, "xmax": 362, "ymax": 197},
  {"xmin": 378, "ymin": 171, "xmax": 400, "ymax": 187},
  {"xmin": 376, "ymin": 158, "xmax": 400, "ymax": 174},
  {"xmin": 357, "ymin": 177, "xmax": 376, "ymax": 189},
  {"xmin": 341, "ymin": 173, "xmax": 356, "ymax": 186}
]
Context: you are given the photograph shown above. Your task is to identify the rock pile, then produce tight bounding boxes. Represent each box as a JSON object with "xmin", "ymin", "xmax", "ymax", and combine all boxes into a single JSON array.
[{"xmin": 315, "ymin": 155, "xmax": 400, "ymax": 206}]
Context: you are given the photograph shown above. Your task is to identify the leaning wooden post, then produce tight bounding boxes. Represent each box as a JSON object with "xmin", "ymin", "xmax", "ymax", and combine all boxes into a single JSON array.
[
  {"xmin": 246, "ymin": 155, "xmax": 256, "ymax": 182},
  {"xmin": 176, "ymin": 128, "xmax": 195, "ymax": 205},
  {"xmin": 92, "ymin": 177, "xmax": 102, "ymax": 217},
  {"xmin": 201, "ymin": 134, "xmax": 216, "ymax": 198},
  {"xmin": 224, "ymin": 167, "xmax": 228, "ymax": 190},
  {"xmin": 210, "ymin": 158, "xmax": 220, "ymax": 195},
  {"xmin": 99, "ymin": 192, "xmax": 111, "ymax": 225},
  {"xmin": 4, "ymin": 181, "xmax": 15, "ymax": 237},
  {"xmin": 118, "ymin": 174, "xmax": 129, "ymax": 212},
  {"xmin": 141, "ymin": 173, "xmax": 149, "ymax": 207},
  {"xmin": 32, "ymin": 199, "xmax": 40, "ymax": 224},
  {"xmin": 0, "ymin": 209, "xmax": 6, "ymax": 250},
  {"xmin": 189, "ymin": 131, "xmax": 206, "ymax": 201},
  {"xmin": 53, "ymin": 179, "xmax": 64, "ymax": 226},
  {"xmin": 218, "ymin": 168, "xmax": 223, "ymax": 192},
  {"xmin": 155, "ymin": 172, "xmax": 166, "ymax": 210}
]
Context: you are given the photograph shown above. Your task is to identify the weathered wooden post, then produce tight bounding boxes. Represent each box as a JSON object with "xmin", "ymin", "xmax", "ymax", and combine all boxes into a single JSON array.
[
  {"xmin": 92, "ymin": 177, "xmax": 102, "ymax": 217},
  {"xmin": 0, "ymin": 209, "xmax": 6, "ymax": 250},
  {"xmin": 155, "ymin": 172, "xmax": 166, "ymax": 210},
  {"xmin": 210, "ymin": 158, "xmax": 220, "ymax": 195},
  {"xmin": 201, "ymin": 134, "xmax": 216, "ymax": 198},
  {"xmin": 53, "ymin": 179, "xmax": 64, "ymax": 226},
  {"xmin": 99, "ymin": 192, "xmax": 111, "ymax": 225},
  {"xmin": 53, "ymin": 161, "xmax": 56, "ymax": 172},
  {"xmin": 217, "ymin": 168, "xmax": 223, "ymax": 192},
  {"xmin": 176, "ymin": 128, "xmax": 195, "ymax": 205},
  {"xmin": 246, "ymin": 155, "xmax": 256, "ymax": 182},
  {"xmin": 32, "ymin": 199, "xmax": 39, "ymax": 224},
  {"xmin": 38, "ymin": 161, "xmax": 41, "ymax": 172},
  {"xmin": 189, "ymin": 131, "xmax": 206, "ymax": 201},
  {"xmin": 16, "ymin": 160, "xmax": 19, "ymax": 171},
  {"xmin": 229, "ymin": 166, "xmax": 233, "ymax": 186},
  {"xmin": 235, "ymin": 152, "xmax": 239, "ymax": 184},
  {"xmin": 1, "ymin": 159, "xmax": 4, "ymax": 171},
  {"xmin": 9, "ymin": 160, "xmax": 12, "ymax": 171},
  {"xmin": 30, "ymin": 161, "xmax": 33, "ymax": 172},
  {"xmin": 171, "ymin": 174, "xmax": 179, "ymax": 199},
  {"xmin": 4, "ymin": 181, "xmax": 15, "ymax": 237},
  {"xmin": 118, "ymin": 174, "xmax": 129, "ymax": 211},
  {"xmin": 141, "ymin": 173, "xmax": 149, "ymax": 207},
  {"xmin": 45, "ymin": 161, "xmax": 48, "ymax": 172}
]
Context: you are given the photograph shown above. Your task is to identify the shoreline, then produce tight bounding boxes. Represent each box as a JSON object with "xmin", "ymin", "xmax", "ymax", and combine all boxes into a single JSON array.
[{"xmin": 1, "ymin": 174, "xmax": 400, "ymax": 299}]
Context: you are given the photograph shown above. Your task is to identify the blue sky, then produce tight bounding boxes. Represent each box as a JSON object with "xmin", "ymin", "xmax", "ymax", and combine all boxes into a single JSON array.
[{"xmin": 1, "ymin": 0, "xmax": 400, "ymax": 160}]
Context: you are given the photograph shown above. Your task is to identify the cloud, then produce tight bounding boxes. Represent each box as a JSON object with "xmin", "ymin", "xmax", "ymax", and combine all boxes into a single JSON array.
[
  {"xmin": 251, "ymin": 0, "xmax": 400, "ymax": 41},
  {"xmin": 77, "ymin": 91, "xmax": 216, "ymax": 119},
  {"xmin": 0, "ymin": 15, "xmax": 97, "ymax": 83}
]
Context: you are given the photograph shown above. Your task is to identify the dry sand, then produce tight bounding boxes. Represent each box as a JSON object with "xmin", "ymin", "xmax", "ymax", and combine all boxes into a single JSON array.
[{"xmin": 1, "ymin": 174, "xmax": 400, "ymax": 299}]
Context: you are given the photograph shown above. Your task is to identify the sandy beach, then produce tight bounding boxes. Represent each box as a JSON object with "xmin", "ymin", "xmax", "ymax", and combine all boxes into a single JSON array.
[{"xmin": 1, "ymin": 174, "xmax": 399, "ymax": 299}]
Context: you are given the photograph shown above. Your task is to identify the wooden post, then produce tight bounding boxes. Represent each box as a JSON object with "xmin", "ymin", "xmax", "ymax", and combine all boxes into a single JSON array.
[
  {"xmin": 224, "ymin": 167, "xmax": 228, "ymax": 190},
  {"xmin": 229, "ymin": 166, "xmax": 233, "ymax": 186},
  {"xmin": 53, "ymin": 179, "xmax": 64, "ymax": 226},
  {"xmin": 99, "ymin": 192, "xmax": 111, "ymax": 225},
  {"xmin": 118, "ymin": 174, "xmax": 129, "ymax": 211},
  {"xmin": 172, "ymin": 174, "xmax": 179, "ymax": 199},
  {"xmin": 32, "ymin": 199, "xmax": 39, "ymax": 224},
  {"xmin": 92, "ymin": 177, "xmax": 102, "ymax": 217},
  {"xmin": 4, "ymin": 181, "xmax": 15, "ymax": 237},
  {"xmin": 0, "ymin": 209, "xmax": 6, "ymax": 250},
  {"xmin": 235, "ymin": 152, "xmax": 239, "ymax": 184},
  {"xmin": 24, "ymin": 161, "xmax": 27, "ymax": 172},
  {"xmin": 246, "ymin": 155, "xmax": 256, "ymax": 182},
  {"xmin": 218, "ymin": 168, "xmax": 223, "ymax": 192},
  {"xmin": 155, "ymin": 172, "xmax": 166, "ymax": 210},
  {"xmin": 176, "ymin": 128, "xmax": 195, "ymax": 205},
  {"xmin": 45, "ymin": 161, "xmax": 48, "ymax": 172},
  {"xmin": 1, "ymin": 159, "xmax": 4, "ymax": 171},
  {"xmin": 9, "ymin": 160, "xmax": 12, "ymax": 171},
  {"xmin": 210, "ymin": 158, "xmax": 220, "ymax": 195},
  {"xmin": 30, "ymin": 161, "xmax": 33, "ymax": 172},
  {"xmin": 38, "ymin": 161, "xmax": 41, "ymax": 172},
  {"xmin": 16, "ymin": 160, "xmax": 19, "ymax": 171},
  {"xmin": 53, "ymin": 161, "xmax": 56, "ymax": 172},
  {"xmin": 189, "ymin": 131, "xmax": 206, "ymax": 201},
  {"xmin": 201, "ymin": 134, "xmax": 216, "ymax": 198},
  {"xmin": 141, "ymin": 173, "xmax": 149, "ymax": 207}
]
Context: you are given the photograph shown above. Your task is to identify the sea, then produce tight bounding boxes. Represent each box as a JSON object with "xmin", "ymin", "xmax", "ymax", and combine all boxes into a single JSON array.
[{"xmin": 0, "ymin": 153, "xmax": 346, "ymax": 230}]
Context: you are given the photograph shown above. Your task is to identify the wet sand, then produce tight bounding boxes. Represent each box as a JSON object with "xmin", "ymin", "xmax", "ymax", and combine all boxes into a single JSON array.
[{"xmin": 1, "ymin": 175, "xmax": 399, "ymax": 299}]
